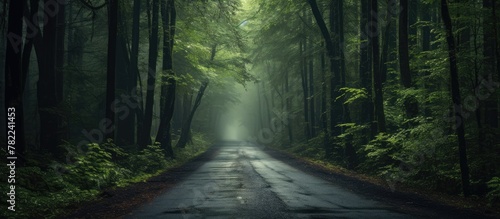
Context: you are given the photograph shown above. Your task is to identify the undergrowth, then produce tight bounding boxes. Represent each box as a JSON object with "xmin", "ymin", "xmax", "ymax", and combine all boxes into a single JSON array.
[{"xmin": 0, "ymin": 133, "xmax": 212, "ymax": 219}]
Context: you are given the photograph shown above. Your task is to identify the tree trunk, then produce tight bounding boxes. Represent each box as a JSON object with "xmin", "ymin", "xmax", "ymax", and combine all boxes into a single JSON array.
[
  {"xmin": 320, "ymin": 42, "xmax": 330, "ymax": 157},
  {"xmin": 139, "ymin": 0, "xmax": 160, "ymax": 148},
  {"xmin": 285, "ymin": 66, "xmax": 293, "ymax": 144},
  {"xmin": 483, "ymin": 0, "xmax": 499, "ymax": 128},
  {"xmin": 176, "ymin": 82, "xmax": 208, "ymax": 148},
  {"xmin": 399, "ymin": 0, "xmax": 418, "ymax": 118},
  {"xmin": 307, "ymin": 0, "xmax": 342, "ymax": 156},
  {"xmin": 308, "ymin": 33, "xmax": 316, "ymax": 137},
  {"xmin": 5, "ymin": 0, "xmax": 27, "ymax": 165},
  {"xmin": 441, "ymin": 0, "xmax": 471, "ymax": 197},
  {"xmin": 300, "ymin": 39, "xmax": 311, "ymax": 140},
  {"xmin": 360, "ymin": 0, "xmax": 374, "ymax": 138},
  {"xmin": 105, "ymin": 0, "xmax": 118, "ymax": 140},
  {"xmin": 38, "ymin": 0, "xmax": 65, "ymax": 155},
  {"xmin": 329, "ymin": 0, "xmax": 343, "ymax": 141},
  {"xmin": 115, "ymin": 34, "xmax": 135, "ymax": 146},
  {"xmin": 156, "ymin": 0, "xmax": 176, "ymax": 157},
  {"xmin": 129, "ymin": 0, "xmax": 141, "ymax": 145},
  {"xmin": 371, "ymin": 0, "xmax": 386, "ymax": 133},
  {"xmin": 409, "ymin": 0, "xmax": 418, "ymax": 43},
  {"xmin": 379, "ymin": 0, "xmax": 393, "ymax": 84}
]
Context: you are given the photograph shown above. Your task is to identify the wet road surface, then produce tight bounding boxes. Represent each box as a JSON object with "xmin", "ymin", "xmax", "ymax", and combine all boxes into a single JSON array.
[{"xmin": 127, "ymin": 141, "xmax": 419, "ymax": 218}]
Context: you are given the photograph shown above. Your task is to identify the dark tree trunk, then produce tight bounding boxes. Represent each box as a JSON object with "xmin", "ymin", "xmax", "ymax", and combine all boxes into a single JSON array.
[
  {"xmin": 105, "ymin": 0, "xmax": 118, "ymax": 140},
  {"xmin": 329, "ymin": 0, "xmax": 343, "ymax": 141},
  {"xmin": 308, "ymin": 34, "xmax": 316, "ymax": 138},
  {"xmin": 320, "ymin": 42, "xmax": 330, "ymax": 156},
  {"xmin": 371, "ymin": 0, "xmax": 386, "ymax": 133},
  {"xmin": 176, "ymin": 82, "xmax": 208, "ymax": 148},
  {"xmin": 399, "ymin": 0, "xmax": 418, "ymax": 118},
  {"xmin": 483, "ymin": 0, "xmax": 498, "ymax": 128},
  {"xmin": 300, "ymin": 39, "xmax": 311, "ymax": 140},
  {"xmin": 182, "ymin": 93, "xmax": 192, "ymax": 129},
  {"xmin": 139, "ymin": 0, "xmax": 160, "ymax": 148},
  {"xmin": 115, "ymin": 34, "xmax": 135, "ymax": 146},
  {"xmin": 172, "ymin": 94, "xmax": 183, "ymax": 134},
  {"xmin": 420, "ymin": 2, "xmax": 433, "ymax": 116},
  {"xmin": 336, "ymin": 0, "xmax": 356, "ymax": 168},
  {"xmin": 285, "ymin": 67, "xmax": 293, "ymax": 144},
  {"xmin": 38, "ymin": 0, "xmax": 65, "ymax": 155},
  {"xmin": 56, "ymin": 2, "xmax": 65, "ymax": 103},
  {"xmin": 360, "ymin": 0, "xmax": 374, "ymax": 138},
  {"xmin": 421, "ymin": 3, "xmax": 431, "ymax": 52},
  {"xmin": 399, "ymin": 0, "xmax": 411, "ymax": 84},
  {"xmin": 5, "ymin": 0, "xmax": 26, "ymax": 165},
  {"xmin": 379, "ymin": 0, "xmax": 394, "ymax": 84},
  {"xmin": 456, "ymin": 0, "xmax": 470, "ymax": 51},
  {"xmin": 156, "ymin": 0, "xmax": 176, "ymax": 157},
  {"xmin": 409, "ymin": 0, "xmax": 418, "ymax": 45},
  {"xmin": 128, "ymin": 0, "xmax": 141, "ymax": 146},
  {"xmin": 307, "ymin": 0, "xmax": 342, "ymax": 157},
  {"xmin": 441, "ymin": 0, "xmax": 471, "ymax": 197}
]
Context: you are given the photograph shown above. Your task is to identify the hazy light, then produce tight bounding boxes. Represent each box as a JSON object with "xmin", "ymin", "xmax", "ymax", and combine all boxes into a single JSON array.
[
  {"xmin": 222, "ymin": 122, "xmax": 239, "ymax": 140},
  {"xmin": 217, "ymin": 83, "xmax": 257, "ymax": 142}
]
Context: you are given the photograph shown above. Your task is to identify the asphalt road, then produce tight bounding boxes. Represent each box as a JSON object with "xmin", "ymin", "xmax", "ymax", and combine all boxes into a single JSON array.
[{"xmin": 127, "ymin": 141, "xmax": 420, "ymax": 219}]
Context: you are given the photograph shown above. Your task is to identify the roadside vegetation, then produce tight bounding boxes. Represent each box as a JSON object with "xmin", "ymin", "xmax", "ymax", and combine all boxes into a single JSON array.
[{"xmin": 0, "ymin": 133, "xmax": 212, "ymax": 219}]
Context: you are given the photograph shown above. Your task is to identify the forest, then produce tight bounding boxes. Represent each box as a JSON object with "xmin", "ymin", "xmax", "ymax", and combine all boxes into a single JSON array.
[{"xmin": 1, "ymin": 0, "xmax": 500, "ymax": 218}]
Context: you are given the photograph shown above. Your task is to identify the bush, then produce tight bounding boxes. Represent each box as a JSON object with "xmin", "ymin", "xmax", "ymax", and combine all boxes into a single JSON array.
[
  {"xmin": 127, "ymin": 143, "xmax": 168, "ymax": 174},
  {"xmin": 487, "ymin": 177, "xmax": 500, "ymax": 204},
  {"xmin": 0, "ymin": 135, "xmax": 213, "ymax": 219},
  {"xmin": 65, "ymin": 142, "xmax": 131, "ymax": 189}
]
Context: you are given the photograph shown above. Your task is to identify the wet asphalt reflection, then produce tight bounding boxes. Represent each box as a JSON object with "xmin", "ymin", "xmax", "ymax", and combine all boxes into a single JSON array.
[{"xmin": 127, "ymin": 141, "xmax": 416, "ymax": 219}]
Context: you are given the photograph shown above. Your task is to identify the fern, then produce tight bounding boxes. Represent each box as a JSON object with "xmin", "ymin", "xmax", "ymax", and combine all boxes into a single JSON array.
[
  {"xmin": 487, "ymin": 177, "xmax": 500, "ymax": 203},
  {"xmin": 336, "ymin": 87, "xmax": 368, "ymax": 105}
]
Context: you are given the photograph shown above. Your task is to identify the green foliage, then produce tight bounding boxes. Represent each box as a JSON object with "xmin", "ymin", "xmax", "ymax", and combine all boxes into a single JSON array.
[
  {"xmin": 288, "ymin": 132, "xmax": 326, "ymax": 160},
  {"xmin": 1, "ymin": 165, "xmax": 99, "ymax": 219},
  {"xmin": 337, "ymin": 88, "xmax": 368, "ymax": 105},
  {"xmin": 360, "ymin": 133, "xmax": 402, "ymax": 174},
  {"xmin": 65, "ymin": 141, "xmax": 131, "ymax": 189},
  {"xmin": 487, "ymin": 177, "xmax": 500, "ymax": 204},
  {"xmin": 127, "ymin": 143, "xmax": 168, "ymax": 174},
  {"xmin": 1, "ymin": 135, "xmax": 212, "ymax": 219}
]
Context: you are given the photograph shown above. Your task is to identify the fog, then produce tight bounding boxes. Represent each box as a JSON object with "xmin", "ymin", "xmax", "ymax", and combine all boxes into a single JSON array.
[{"xmin": 216, "ymin": 83, "xmax": 261, "ymax": 141}]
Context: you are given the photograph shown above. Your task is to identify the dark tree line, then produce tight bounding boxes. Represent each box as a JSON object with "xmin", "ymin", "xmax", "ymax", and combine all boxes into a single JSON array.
[{"xmin": 1, "ymin": 0, "xmax": 248, "ymax": 162}]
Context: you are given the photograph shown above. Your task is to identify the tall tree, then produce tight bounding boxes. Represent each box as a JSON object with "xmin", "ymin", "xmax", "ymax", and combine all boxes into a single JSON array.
[
  {"xmin": 115, "ymin": 0, "xmax": 141, "ymax": 146},
  {"xmin": 5, "ymin": 0, "xmax": 26, "ymax": 164},
  {"xmin": 307, "ymin": 0, "xmax": 343, "ymax": 156},
  {"xmin": 300, "ymin": 38, "xmax": 311, "ymax": 140},
  {"xmin": 441, "ymin": 0, "xmax": 471, "ymax": 197},
  {"xmin": 139, "ymin": 0, "xmax": 160, "ymax": 148},
  {"xmin": 371, "ymin": 0, "xmax": 386, "ymax": 132},
  {"xmin": 360, "ymin": 0, "xmax": 374, "ymax": 137},
  {"xmin": 37, "ymin": 0, "xmax": 66, "ymax": 155},
  {"xmin": 308, "ymin": 34, "xmax": 316, "ymax": 138},
  {"xmin": 176, "ymin": 81, "xmax": 208, "ymax": 148},
  {"xmin": 105, "ymin": 0, "xmax": 118, "ymax": 140},
  {"xmin": 399, "ymin": 0, "xmax": 418, "ymax": 118},
  {"xmin": 156, "ymin": 0, "xmax": 177, "ymax": 157},
  {"xmin": 483, "ymin": 0, "xmax": 498, "ymax": 128}
]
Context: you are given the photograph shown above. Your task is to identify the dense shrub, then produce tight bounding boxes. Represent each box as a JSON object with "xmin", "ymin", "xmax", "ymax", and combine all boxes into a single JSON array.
[{"xmin": 1, "ymin": 134, "xmax": 212, "ymax": 219}]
